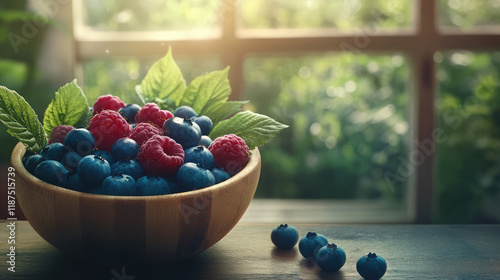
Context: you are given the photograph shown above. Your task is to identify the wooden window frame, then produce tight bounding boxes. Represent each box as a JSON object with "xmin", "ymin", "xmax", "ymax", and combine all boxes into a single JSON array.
[{"xmin": 69, "ymin": 0, "xmax": 500, "ymax": 223}]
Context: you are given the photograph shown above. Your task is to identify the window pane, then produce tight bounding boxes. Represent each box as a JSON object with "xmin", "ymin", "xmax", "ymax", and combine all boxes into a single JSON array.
[
  {"xmin": 82, "ymin": 0, "xmax": 220, "ymax": 31},
  {"xmin": 82, "ymin": 55, "xmax": 221, "ymax": 104},
  {"xmin": 439, "ymin": 0, "xmax": 500, "ymax": 30},
  {"xmin": 244, "ymin": 53, "xmax": 409, "ymax": 205},
  {"xmin": 240, "ymin": 0, "xmax": 414, "ymax": 31},
  {"xmin": 436, "ymin": 51, "xmax": 500, "ymax": 223}
]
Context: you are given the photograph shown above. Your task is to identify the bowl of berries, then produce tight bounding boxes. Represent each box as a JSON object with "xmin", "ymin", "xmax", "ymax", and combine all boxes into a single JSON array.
[{"xmin": 3, "ymin": 49, "xmax": 287, "ymax": 262}]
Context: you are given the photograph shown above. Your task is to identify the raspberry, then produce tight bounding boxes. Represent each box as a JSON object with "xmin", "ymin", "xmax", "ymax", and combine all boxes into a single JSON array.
[
  {"xmin": 128, "ymin": 123, "xmax": 161, "ymax": 147},
  {"xmin": 135, "ymin": 103, "xmax": 173, "ymax": 128},
  {"xmin": 93, "ymin": 94, "xmax": 126, "ymax": 115},
  {"xmin": 137, "ymin": 135, "xmax": 184, "ymax": 176},
  {"xmin": 89, "ymin": 110, "xmax": 131, "ymax": 151},
  {"xmin": 208, "ymin": 134, "xmax": 249, "ymax": 176},
  {"xmin": 49, "ymin": 125, "xmax": 74, "ymax": 144}
]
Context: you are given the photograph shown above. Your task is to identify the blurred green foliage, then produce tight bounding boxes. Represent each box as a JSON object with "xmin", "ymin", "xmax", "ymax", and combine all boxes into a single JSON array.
[
  {"xmin": 241, "ymin": 0, "xmax": 412, "ymax": 30},
  {"xmin": 0, "ymin": 1, "xmax": 53, "ymax": 163},
  {"xmin": 438, "ymin": 0, "xmax": 500, "ymax": 29},
  {"xmin": 83, "ymin": 0, "xmax": 219, "ymax": 31},
  {"xmin": 244, "ymin": 54, "xmax": 409, "ymax": 200},
  {"xmin": 436, "ymin": 52, "xmax": 500, "ymax": 223}
]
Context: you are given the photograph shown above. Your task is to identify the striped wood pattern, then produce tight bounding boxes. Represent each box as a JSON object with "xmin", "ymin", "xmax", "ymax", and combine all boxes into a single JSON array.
[{"xmin": 11, "ymin": 142, "xmax": 261, "ymax": 262}]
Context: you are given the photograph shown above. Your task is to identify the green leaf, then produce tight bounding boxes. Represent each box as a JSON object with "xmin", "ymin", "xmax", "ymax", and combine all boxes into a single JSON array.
[
  {"xmin": 0, "ymin": 86, "xmax": 47, "ymax": 152},
  {"xmin": 208, "ymin": 100, "xmax": 248, "ymax": 125},
  {"xmin": 151, "ymin": 97, "xmax": 176, "ymax": 111},
  {"xmin": 181, "ymin": 67, "xmax": 231, "ymax": 116},
  {"xmin": 43, "ymin": 79, "xmax": 90, "ymax": 135},
  {"xmin": 134, "ymin": 85, "xmax": 146, "ymax": 105},
  {"xmin": 140, "ymin": 47, "xmax": 186, "ymax": 105},
  {"xmin": 209, "ymin": 110, "xmax": 288, "ymax": 150}
]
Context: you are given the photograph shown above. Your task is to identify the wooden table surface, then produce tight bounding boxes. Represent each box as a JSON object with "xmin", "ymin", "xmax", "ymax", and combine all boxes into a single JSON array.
[{"xmin": 1, "ymin": 221, "xmax": 500, "ymax": 280}]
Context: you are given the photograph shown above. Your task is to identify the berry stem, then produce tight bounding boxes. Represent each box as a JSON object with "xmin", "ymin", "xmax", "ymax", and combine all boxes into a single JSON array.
[
  {"xmin": 327, "ymin": 243, "xmax": 338, "ymax": 250},
  {"xmin": 368, "ymin": 252, "xmax": 377, "ymax": 258},
  {"xmin": 306, "ymin": 232, "xmax": 317, "ymax": 238}
]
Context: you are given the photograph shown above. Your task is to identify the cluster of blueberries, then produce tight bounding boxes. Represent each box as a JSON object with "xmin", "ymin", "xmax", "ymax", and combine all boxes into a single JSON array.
[
  {"xmin": 23, "ymin": 105, "xmax": 232, "ymax": 196},
  {"xmin": 271, "ymin": 224, "xmax": 387, "ymax": 279}
]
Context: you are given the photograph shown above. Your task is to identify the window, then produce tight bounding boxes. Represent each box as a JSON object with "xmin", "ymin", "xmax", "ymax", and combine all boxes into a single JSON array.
[{"xmin": 70, "ymin": 0, "xmax": 500, "ymax": 223}]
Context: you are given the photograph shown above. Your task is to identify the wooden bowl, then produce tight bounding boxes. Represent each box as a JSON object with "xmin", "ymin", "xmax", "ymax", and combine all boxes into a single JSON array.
[{"xmin": 11, "ymin": 142, "xmax": 261, "ymax": 262}]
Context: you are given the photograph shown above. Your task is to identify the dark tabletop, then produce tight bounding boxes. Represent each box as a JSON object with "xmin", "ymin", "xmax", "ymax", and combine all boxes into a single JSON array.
[{"xmin": 1, "ymin": 221, "xmax": 500, "ymax": 280}]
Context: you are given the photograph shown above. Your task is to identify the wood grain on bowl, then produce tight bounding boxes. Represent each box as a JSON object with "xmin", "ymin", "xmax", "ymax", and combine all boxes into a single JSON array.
[{"xmin": 11, "ymin": 142, "xmax": 261, "ymax": 262}]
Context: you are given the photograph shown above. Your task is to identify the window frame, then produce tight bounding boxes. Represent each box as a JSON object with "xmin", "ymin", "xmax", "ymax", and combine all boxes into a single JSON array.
[{"xmin": 70, "ymin": 0, "xmax": 500, "ymax": 223}]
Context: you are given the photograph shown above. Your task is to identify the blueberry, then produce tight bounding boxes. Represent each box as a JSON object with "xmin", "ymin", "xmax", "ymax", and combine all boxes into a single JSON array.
[
  {"xmin": 25, "ymin": 154, "xmax": 45, "ymax": 175},
  {"xmin": 111, "ymin": 137, "xmax": 140, "ymax": 161},
  {"xmin": 168, "ymin": 180, "xmax": 182, "ymax": 193},
  {"xmin": 190, "ymin": 115, "xmax": 213, "ymax": 136},
  {"xmin": 64, "ymin": 128, "xmax": 95, "ymax": 156},
  {"xmin": 299, "ymin": 232, "xmax": 329, "ymax": 259},
  {"xmin": 137, "ymin": 176, "xmax": 171, "ymax": 196},
  {"xmin": 66, "ymin": 173, "xmax": 89, "ymax": 192},
  {"xmin": 163, "ymin": 117, "xmax": 202, "ymax": 149},
  {"xmin": 118, "ymin": 104, "xmax": 141, "ymax": 123},
  {"xmin": 211, "ymin": 167, "xmax": 231, "ymax": 184},
  {"xmin": 35, "ymin": 160, "xmax": 69, "ymax": 187},
  {"xmin": 176, "ymin": 162, "xmax": 215, "ymax": 191},
  {"xmin": 173, "ymin": 105, "xmax": 197, "ymax": 119},
  {"xmin": 61, "ymin": 151, "xmax": 82, "ymax": 174},
  {"xmin": 184, "ymin": 146, "xmax": 214, "ymax": 169},
  {"xmin": 316, "ymin": 243, "xmax": 347, "ymax": 272},
  {"xmin": 111, "ymin": 159, "xmax": 144, "ymax": 181},
  {"xmin": 22, "ymin": 150, "xmax": 36, "ymax": 166},
  {"xmin": 92, "ymin": 150, "xmax": 115, "ymax": 166},
  {"xmin": 271, "ymin": 224, "xmax": 299, "ymax": 249},
  {"xmin": 41, "ymin": 143, "xmax": 68, "ymax": 161},
  {"xmin": 102, "ymin": 174, "xmax": 136, "ymax": 196},
  {"xmin": 77, "ymin": 155, "xmax": 111, "ymax": 187},
  {"xmin": 199, "ymin": 135, "xmax": 212, "ymax": 148},
  {"xmin": 39, "ymin": 145, "xmax": 50, "ymax": 158},
  {"xmin": 356, "ymin": 252, "xmax": 387, "ymax": 280}
]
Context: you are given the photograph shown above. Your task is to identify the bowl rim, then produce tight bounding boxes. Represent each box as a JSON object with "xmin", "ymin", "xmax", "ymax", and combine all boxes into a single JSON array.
[{"xmin": 11, "ymin": 142, "xmax": 260, "ymax": 201}]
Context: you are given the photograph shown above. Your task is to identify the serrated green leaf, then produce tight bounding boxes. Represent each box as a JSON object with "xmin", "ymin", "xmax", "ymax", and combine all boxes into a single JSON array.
[
  {"xmin": 43, "ymin": 79, "xmax": 90, "ymax": 135},
  {"xmin": 208, "ymin": 100, "xmax": 248, "ymax": 125},
  {"xmin": 209, "ymin": 110, "xmax": 288, "ymax": 150},
  {"xmin": 181, "ymin": 67, "xmax": 231, "ymax": 116},
  {"xmin": 0, "ymin": 86, "xmax": 47, "ymax": 152},
  {"xmin": 140, "ymin": 47, "xmax": 186, "ymax": 105}
]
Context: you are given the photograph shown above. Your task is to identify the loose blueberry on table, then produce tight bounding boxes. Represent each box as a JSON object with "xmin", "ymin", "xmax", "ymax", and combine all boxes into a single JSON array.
[
  {"xmin": 298, "ymin": 232, "xmax": 329, "ymax": 259},
  {"xmin": 356, "ymin": 252, "xmax": 387, "ymax": 280},
  {"xmin": 271, "ymin": 224, "xmax": 299, "ymax": 249},
  {"xmin": 316, "ymin": 243, "xmax": 347, "ymax": 272}
]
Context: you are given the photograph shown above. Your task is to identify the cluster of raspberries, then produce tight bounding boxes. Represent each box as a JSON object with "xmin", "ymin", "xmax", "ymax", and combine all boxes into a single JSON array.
[{"xmin": 32, "ymin": 94, "xmax": 250, "ymax": 196}]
